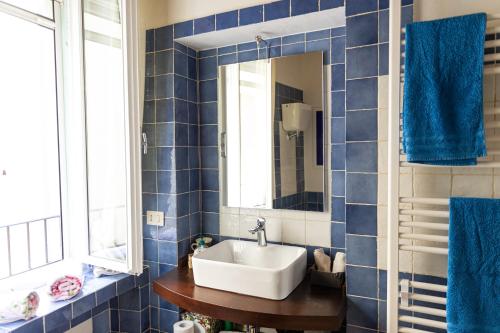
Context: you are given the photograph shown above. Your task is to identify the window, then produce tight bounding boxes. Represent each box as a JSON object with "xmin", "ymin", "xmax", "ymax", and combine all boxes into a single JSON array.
[{"xmin": 0, "ymin": 0, "xmax": 142, "ymax": 280}]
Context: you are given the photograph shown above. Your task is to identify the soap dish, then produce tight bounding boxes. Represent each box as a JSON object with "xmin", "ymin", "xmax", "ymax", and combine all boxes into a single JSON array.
[{"xmin": 309, "ymin": 265, "xmax": 345, "ymax": 288}]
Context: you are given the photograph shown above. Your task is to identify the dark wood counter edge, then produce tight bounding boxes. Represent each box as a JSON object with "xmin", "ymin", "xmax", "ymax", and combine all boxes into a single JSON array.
[{"xmin": 153, "ymin": 267, "xmax": 346, "ymax": 330}]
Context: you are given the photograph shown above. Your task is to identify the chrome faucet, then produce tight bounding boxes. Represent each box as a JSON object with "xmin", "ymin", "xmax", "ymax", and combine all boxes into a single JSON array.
[{"xmin": 249, "ymin": 217, "xmax": 267, "ymax": 247}]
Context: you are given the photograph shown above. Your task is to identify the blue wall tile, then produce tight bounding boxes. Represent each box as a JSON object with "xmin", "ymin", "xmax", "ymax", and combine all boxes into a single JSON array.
[
  {"xmin": 174, "ymin": 75, "xmax": 188, "ymax": 100},
  {"xmin": 346, "ymin": 173, "xmax": 377, "ymax": 204},
  {"xmin": 194, "ymin": 15, "xmax": 215, "ymax": 34},
  {"xmin": 45, "ymin": 304, "xmax": 71, "ymax": 332},
  {"xmin": 347, "ymin": 266, "xmax": 378, "ymax": 298},
  {"xmin": 346, "ymin": 78, "xmax": 378, "ymax": 110},
  {"xmin": 202, "ymin": 212, "xmax": 220, "ymax": 234},
  {"xmin": 306, "ymin": 29, "xmax": 330, "ymax": 41},
  {"xmin": 202, "ymin": 191, "xmax": 219, "ymax": 213},
  {"xmin": 282, "ymin": 42, "xmax": 305, "ymax": 56},
  {"xmin": 320, "ymin": 0, "xmax": 344, "ymax": 10},
  {"xmin": 282, "ymin": 33, "xmax": 304, "ymax": 45},
  {"xmin": 145, "ymin": 54, "xmax": 154, "ymax": 77},
  {"xmin": 144, "ymin": 239, "xmax": 158, "ymax": 261},
  {"xmin": 347, "ymin": 296, "xmax": 378, "ymax": 330},
  {"xmin": 346, "ymin": 109, "xmax": 377, "ymax": 141},
  {"xmin": 119, "ymin": 288, "xmax": 141, "ymax": 311},
  {"xmin": 379, "ymin": 270, "xmax": 387, "ymax": 300},
  {"xmin": 159, "ymin": 309, "xmax": 178, "ymax": 332},
  {"xmin": 264, "ymin": 0, "xmax": 290, "ymax": 21},
  {"xmin": 238, "ymin": 49, "xmax": 258, "ymax": 62},
  {"xmin": 174, "ymin": 21, "xmax": 193, "ymax": 38},
  {"xmin": 218, "ymin": 45, "xmax": 237, "ymax": 55},
  {"xmin": 346, "ymin": 45, "xmax": 378, "ymax": 79},
  {"xmin": 155, "ymin": 50, "xmax": 173, "ymax": 75},
  {"xmin": 332, "ymin": 91, "xmax": 346, "ymax": 117},
  {"xmin": 346, "ymin": 235, "xmax": 377, "ymax": 266},
  {"xmin": 332, "ymin": 64, "xmax": 346, "ymax": 91},
  {"xmin": 96, "ymin": 284, "xmax": 116, "ymax": 305},
  {"xmin": 331, "ymin": 36, "xmax": 346, "ymax": 64},
  {"xmin": 331, "ymin": 117, "xmax": 346, "ymax": 144},
  {"xmin": 119, "ymin": 310, "xmax": 141, "ymax": 333},
  {"xmin": 216, "ymin": 10, "xmax": 238, "ymax": 30},
  {"xmin": 346, "ymin": 204, "xmax": 377, "ymax": 236},
  {"xmin": 332, "ymin": 144, "xmax": 346, "ymax": 170},
  {"xmin": 200, "ymin": 125, "xmax": 218, "ymax": 146},
  {"xmin": 73, "ymin": 294, "xmax": 96, "ymax": 318},
  {"xmin": 379, "ymin": 9, "xmax": 389, "ymax": 43},
  {"xmin": 346, "ymin": 12, "xmax": 378, "ymax": 47},
  {"xmin": 200, "ymin": 102, "xmax": 217, "ymax": 125},
  {"xmin": 156, "ymin": 123, "xmax": 174, "ymax": 147},
  {"xmin": 146, "ymin": 29, "xmax": 154, "ymax": 52},
  {"xmin": 158, "ymin": 241, "xmax": 178, "ymax": 265},
  {"xmin": 155, "ymin": 74, "xmax": 174, "ymax": 99},
  {"xmin": 346, "ymin": 142, "xmax": 377, "ymax": 173},
  {"xmin": 158, "ymin": 193, "xmax": 177, "ymax": 217},
  {"xmin": 379, "ymin": 43, "xmax": 389, "ymax": 75},
  {"xmin": 240, "ymin": 5, "xmax": 263, "ymax": 25},
  {"xmin": 155, "ymin": 26, "xmax": 173, "ymax": 51},
  {"xmin": 332, "ymin": 171, "xmax": 345, "ymax": 196},
  {"xmin": 331, "ymin": 222, "xmax": 346, "ymax": 248},
  {"xmin": 156, "ymin": 98, "xmax": 174, "ymax": 123},
  {"xmin": 291, "ymin": 0, "xmax": 318, "ymax": 16},
  {"xmin": 174, "ymin": 50, "xmax": 188, "ymax": 77},
  {"xmin": 346, "ymin": 0, "xmax": 377, "ymax": 16},
  {"xmin": 218, "ymin": 53, "xmax": 238, "ymax": 65},
  {"xmin": 200, "ymin": 80, "xmax": 217, "ymax": 102},
  {"xmin": 332, "ymin": 196, "xmax": 346, "ymax": 222}
]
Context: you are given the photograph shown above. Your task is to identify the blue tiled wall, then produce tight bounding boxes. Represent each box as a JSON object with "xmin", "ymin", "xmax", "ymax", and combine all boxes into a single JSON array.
[
  {"xmin": 141, "ymin": 0, "xmax": 415, "ymax": 332},
  {"xmin": 143, "ymin": 27, "xmax": 202, "ymax": 332}
]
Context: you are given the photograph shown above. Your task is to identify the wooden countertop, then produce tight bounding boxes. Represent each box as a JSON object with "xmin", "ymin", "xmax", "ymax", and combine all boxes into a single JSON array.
[{"xmin": 153, "ymin": 266, "xmax": 346, "ymax": 330}]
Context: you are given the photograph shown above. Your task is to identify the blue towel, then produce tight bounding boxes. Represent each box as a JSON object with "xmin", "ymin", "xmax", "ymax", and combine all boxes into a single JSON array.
[
  {"xmin": 447, "ymin": 197, "xmax": 500, "ymax": 333},
  {"xmin": 402, "ymin": 14, "xmax": 487, "ymax": 165}
]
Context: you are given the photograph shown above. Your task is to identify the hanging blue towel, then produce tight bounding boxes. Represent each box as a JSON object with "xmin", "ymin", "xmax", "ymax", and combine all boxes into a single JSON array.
[
  {"xmin": 402, "ymin": 14, "xmax": 487, "ymax": 165},
  {"xmin": 447, "ymin": 197, "xmax": 500, "ymax": 333}
]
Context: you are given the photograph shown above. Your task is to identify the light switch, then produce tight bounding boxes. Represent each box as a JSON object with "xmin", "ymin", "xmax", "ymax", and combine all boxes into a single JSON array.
[{"xmin": 146, "ymin": 210, "xmax": 164, "ymax": 226}]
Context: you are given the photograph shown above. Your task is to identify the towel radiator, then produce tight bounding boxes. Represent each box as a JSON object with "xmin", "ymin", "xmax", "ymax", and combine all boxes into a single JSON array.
[{"xmin": 388, "ymin": 2, "xmax": 500, "ymax": 332}]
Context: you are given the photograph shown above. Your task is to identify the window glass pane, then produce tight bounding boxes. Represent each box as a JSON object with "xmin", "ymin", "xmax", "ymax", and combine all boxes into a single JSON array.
[
  {"xmin": 0, "ymin": 13, "xmax": 61, "ymax": 229},
  {"xmin": 2, "ymin": 0, "xmax": 53, "ymax": 19},
  {"xmin": 83, "ymin": 0, "xmax": 128, "ymax": 262}
]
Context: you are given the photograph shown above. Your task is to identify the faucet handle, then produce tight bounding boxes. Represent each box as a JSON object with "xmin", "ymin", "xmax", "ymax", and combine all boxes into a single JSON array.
[{"xmin": 249, "ymin": 217, "xmax": 266, "ymax": 234}]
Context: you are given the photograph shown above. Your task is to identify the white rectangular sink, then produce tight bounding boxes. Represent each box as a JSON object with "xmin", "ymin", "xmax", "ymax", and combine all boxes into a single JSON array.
[{"xmin": 192, "ymin": 240, "xmax": 307, "ymax": 300}]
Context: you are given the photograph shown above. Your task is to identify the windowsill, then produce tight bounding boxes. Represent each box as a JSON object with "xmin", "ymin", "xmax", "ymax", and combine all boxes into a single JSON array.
[{"xmin": 0, "ymin": 263, "xmax": 146, "ymax": 333}]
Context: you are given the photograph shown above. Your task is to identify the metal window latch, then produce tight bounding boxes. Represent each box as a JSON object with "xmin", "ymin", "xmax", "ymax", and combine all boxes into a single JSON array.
[
  {"xmin": 142, "ymin": 132, "xmax": 148, "ymax": 155},
  {"xmin": 400, "ymin": 279, "xmax": 410, "ymax": 307},
  {"xmin": 220, "ymin": 132, "xmax": 227, "ymax": 158}
]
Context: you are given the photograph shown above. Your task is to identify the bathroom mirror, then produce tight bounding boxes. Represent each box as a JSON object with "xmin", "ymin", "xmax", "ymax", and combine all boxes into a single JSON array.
[{"xmin": 219, "ymin": 52, "xmax": 328, "ymax": 212}]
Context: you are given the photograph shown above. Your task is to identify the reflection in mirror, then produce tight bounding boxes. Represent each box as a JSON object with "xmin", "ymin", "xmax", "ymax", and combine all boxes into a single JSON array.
[{"xmin": 219, "ymin": 52, "xmax": 328, "ymax": 212}]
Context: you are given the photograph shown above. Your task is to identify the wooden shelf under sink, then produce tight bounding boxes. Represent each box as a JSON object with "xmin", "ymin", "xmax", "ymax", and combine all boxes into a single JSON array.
[{"xmin": 153, "ymin": 266, "xmax": 346, "ymax": 331}]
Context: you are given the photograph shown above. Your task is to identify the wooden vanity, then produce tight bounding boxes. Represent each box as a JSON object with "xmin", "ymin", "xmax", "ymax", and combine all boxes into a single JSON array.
[{"xmin": 153, "ymin": 266, "xmax": 346, "ymax": 331}]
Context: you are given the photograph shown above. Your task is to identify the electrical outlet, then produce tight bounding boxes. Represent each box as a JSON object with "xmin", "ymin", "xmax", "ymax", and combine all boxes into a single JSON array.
[{"xmin": 146, "ymin": 210, "xmax": 164, "ymax": 226}]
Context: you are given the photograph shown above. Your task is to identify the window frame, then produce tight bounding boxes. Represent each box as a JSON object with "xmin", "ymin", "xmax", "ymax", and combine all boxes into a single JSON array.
[
  {"xmin": 61, "ymin": 0, "xmax": 142, "ymax": 274},
  {"xmin": 0, "ymin": 0, "xmax": 143, "ymax": 280}
]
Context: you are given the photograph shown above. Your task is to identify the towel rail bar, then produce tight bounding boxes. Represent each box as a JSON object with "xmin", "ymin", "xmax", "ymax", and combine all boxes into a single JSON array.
[
  {"xmin": 401, "ymin": 38, "xmax": 500, "ymax": 48},
  {"xmin": 407, "ymin": 293, "xmax": 447, "ymax": 305},
  {"xmin": 399, "ymin": 233, "xmax": 448, "ymax": 243},
  {"xmin": 401, "ymin": 16, "xmax": 500, "ymax": 33},
  {"xmin": 400, "ymin": 161, "xmax": 500, "ymax": 168},
  {"xmin": 399, "ymin": 316, "xmax": 447, "ymax": 330},
  {"xmin": 408, "ymin": 281, "xmax": 448, "ymax": 292},
  {"xmin": 399, "ymin": 305, "xmax": 447, "ymax": 318},
  {"xmin": 399, "ymin": 245, "xmax": 448, "ymax": 255},
  {"xmin": 400, "ymin": 222, "xmax": 449, "ymax": 230},
  {"xmin": 399, "ymin": 327, "xmax": 435, "ymax": 333},
  {"xmin": 399, "ymin": 209, "xmax": 449, "ymax": 218},
  {"xmin": 400, "ymin": 197, "xmax": 448, "ymax": 205}
]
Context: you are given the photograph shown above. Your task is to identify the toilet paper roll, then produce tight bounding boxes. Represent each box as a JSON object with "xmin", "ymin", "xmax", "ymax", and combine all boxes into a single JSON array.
[{"xmin": 173, "ymin": 320, "xmax": 195, "ymax": 333}]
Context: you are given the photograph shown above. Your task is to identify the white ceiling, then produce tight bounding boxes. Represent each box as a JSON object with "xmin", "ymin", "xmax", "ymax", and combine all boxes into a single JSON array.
[{"xmin": 176, "ymin": 6, "xmax": 345, "ymax": 50}]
